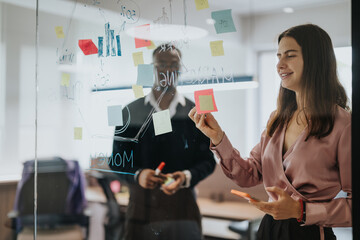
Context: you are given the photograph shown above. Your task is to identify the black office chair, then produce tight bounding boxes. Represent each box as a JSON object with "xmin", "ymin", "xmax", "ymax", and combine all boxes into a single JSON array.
[{"xmin": 8, "ymin": 157, "xmax": 90, "ymax": 240}]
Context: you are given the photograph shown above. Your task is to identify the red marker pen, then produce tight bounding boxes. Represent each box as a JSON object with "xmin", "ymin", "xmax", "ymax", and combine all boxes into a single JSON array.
[{"xmin": 155, "ymin": 162, "xmax": 165, "ymax": 175}]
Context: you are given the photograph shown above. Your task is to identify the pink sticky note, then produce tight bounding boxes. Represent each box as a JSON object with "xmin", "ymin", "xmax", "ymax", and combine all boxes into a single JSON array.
[
  {"xmin": 135, "ymin": 24, "xmax": 151, "ymax": 48},
  {"xmin": 194, "ymin": 89, "xmax": 218, "ymax": 114},
  {"xmin": 78, "ymin": 39, "xmax": 98, "ymax": 55}
]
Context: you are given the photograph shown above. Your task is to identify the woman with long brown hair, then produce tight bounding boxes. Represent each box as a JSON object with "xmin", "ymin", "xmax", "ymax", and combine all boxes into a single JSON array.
[{"xmin": 189, "ymin": 24, "xmax": 351, "ymax": 240}]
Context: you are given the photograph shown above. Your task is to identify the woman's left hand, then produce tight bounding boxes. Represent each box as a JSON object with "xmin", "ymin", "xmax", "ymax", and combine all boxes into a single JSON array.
[{"xmin": 249, "ymin": 186, "xmax": 302, "ymax": 220}]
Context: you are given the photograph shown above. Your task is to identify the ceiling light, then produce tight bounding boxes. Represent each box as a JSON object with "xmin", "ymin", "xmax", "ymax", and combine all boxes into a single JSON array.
[
  {"xmin": 206, "ymin": 18, "xmax": 216, "ymax": 25},
  {"xmin": 126, "ymin": 24, "xmax": 208, "ymax": 41},
  {"xmin": 283, "ymin": 7, "xmax": 294, "ymax": 13}
]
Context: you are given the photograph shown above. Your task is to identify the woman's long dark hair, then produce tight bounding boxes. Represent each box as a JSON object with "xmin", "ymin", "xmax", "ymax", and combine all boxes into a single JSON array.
[{"xmin": 267, "ymin": 24, "xmax": 350, "ymax": 140}]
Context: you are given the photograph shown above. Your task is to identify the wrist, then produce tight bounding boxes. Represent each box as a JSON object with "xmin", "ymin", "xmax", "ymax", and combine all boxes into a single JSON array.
[
  {"xmin": 134, "ymin": 169, "xmax": 143, "ymax": 183},
  {"xmin": 296, "ymin": 199, "xmax": 306, "ymax": 224},
  {"xmin": 212, "ymin": 131, "xmax": 224, "ymax": 146}
]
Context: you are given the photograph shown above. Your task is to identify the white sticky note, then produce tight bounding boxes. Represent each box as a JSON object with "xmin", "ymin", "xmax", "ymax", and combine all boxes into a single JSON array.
[
  {"xmin": 107, "ymin": 105, "xmax": 123, "ymax": 126},
  {"xmin": 132, "ymin": 85, "xmax": 144, "ymax": 98},
  {"xmin": 152, "ymin": 109, "xmax": 172, "ymax": 136},
  {"xmin": 74, "ymin": 127, "xmax": 82, "ymax": 140},
  {"xmin": 132, "ymin": 51, "xmax": 144, "ymax": 66}
]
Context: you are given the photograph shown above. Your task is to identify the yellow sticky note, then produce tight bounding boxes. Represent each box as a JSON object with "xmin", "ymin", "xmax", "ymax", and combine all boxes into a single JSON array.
[
  {"xmin": 132, "ymin": 85, "xmax": 144, "ymax": 98},
  {"xmin": 195, "ymin": 0, "xmax": 209, "ymax": 10},
  {"xmin": 152, "ymin": 109, "xmax": 172, "ymax": 136},
  {"xmin": 55, "ymin": 26, "xmax": 65, "ymax": 38},
  {"xmin": 74, "ymin": 127, "xmax": 82, "ymax": 140},
  {"xmin": 132, "ymin": 52, "xmax": 144, "ymax": 66},
  {"xmin": 199, "ymin": 95, "xmax": 214, "ymax": 111},
  {"xmin": 210, "ymin": 40, "xmax": 224, "ymax": 56},
  {"xmin": 61, "ymin": 73, "xmax": 70, "ymax": 86},
  {"xmin": 147, "ymin": 41, "xmax": 156, "ymax": 50}
]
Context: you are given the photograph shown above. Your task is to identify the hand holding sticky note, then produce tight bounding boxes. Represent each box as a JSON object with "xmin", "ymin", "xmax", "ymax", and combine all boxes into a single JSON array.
[
  {"xmin": 194, "ymin": 89, "xmax": 218, "ymax": 114},
  {"xmin": 231, "ymin": 189, "xmax": 259, "ymax": 202}
]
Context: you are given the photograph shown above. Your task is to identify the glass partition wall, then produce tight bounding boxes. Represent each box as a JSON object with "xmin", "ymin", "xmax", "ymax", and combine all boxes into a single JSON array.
[{"xmin": 0, "ymin": 0, "xmax": 352, "ymax": 239}]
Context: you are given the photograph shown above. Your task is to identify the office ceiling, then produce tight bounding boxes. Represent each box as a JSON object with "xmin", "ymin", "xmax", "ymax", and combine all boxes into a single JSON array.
[
  {"xmin": 0, "ymin": 0, "xmax": 350, "ymax": 16},
  {"xmin": 211, "ymin": 0, "xmax": 350, "ymax": 15}
]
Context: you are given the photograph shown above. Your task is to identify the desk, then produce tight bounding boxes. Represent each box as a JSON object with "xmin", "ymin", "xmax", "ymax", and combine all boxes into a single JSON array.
[
  {"xmin": 86, "ymin": 187, "xmax": 264, "ymax": 221},
  {"xmin": 197, "ymin": 198, "xmax": 264, "ymax": 221},
  {"xmin": 86, "ymin": 187, "xmax": 264, "ymax": 240}
]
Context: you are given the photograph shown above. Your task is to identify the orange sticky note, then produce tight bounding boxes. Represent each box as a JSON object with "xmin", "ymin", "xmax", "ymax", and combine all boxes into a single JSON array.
[
  {"xmin": 194, "ymin": 89, "xmax": 218, "ymax": 114},
  {"xmin": 210, "ymin": 40, "xmax": 224, "ymax": 56},
  {"xmin": 135, "ymin": 24, "xmax": 151, "ymax": 48},
  {"xmin": 78, "ymin": 39, "xmax": 98, "ymax": 55}
]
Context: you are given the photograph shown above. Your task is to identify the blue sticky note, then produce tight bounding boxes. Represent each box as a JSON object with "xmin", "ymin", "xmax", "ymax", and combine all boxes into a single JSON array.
[
  {"xmin": 137, "ymin": 64, "xmax": 154, "ymax": 87},
  {"xmin": 211, "ymin": 9, "xmax": 236, "ymax": 34},
  {"xmin": 107, "ymin": 105, "xmax": 123, "ymax": 126}
]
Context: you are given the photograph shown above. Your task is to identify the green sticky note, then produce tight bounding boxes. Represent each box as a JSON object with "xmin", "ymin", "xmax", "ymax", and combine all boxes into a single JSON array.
[
  {"xmin": 152, "ymin": 109, "xmax": 172, "ymax": 136},
  {"xmin": 199, "ymin": 95, "xmax": 214, "ymax": 111},
  {"xmin": 211, "ymin": 9, "xmax": 236, "ymax": 34}
]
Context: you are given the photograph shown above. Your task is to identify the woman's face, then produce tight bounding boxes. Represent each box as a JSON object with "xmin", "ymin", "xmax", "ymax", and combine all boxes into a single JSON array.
[{"xmin": 276, "ymin": 37, "xmax": 304, "ymax": 93}]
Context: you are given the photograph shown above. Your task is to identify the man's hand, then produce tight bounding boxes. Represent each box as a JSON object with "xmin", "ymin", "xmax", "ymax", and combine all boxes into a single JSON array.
[
  {"xmin": 138, "ymin": 169, "xmax": 166, "ymax": 189},
  {"xmin": 161, "ymin": 171, "xmax": 186, "ymax": 195}
]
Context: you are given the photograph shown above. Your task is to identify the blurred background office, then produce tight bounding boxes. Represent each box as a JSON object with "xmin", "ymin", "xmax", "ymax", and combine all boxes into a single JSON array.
[{"xmin": 0, "ymin": 0, "xmax": 352, "ymax": 239}]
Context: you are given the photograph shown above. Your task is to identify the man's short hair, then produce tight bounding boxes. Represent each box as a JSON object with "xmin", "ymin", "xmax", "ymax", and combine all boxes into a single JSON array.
[{"xmin": 152, "ymin": 43, "xmax": 182, "ymax": 60}]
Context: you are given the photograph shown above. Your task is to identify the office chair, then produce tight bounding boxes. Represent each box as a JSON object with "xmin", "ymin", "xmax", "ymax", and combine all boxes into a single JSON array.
[{"xmin": 8, "ymin": 157, "xmax": 90, "ymax": 240}]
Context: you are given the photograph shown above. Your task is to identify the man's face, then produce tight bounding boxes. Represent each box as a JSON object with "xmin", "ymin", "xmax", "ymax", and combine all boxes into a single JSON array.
[{"xmin": 153, "ymin": 49, "xmax": 181, "ymax": 90}]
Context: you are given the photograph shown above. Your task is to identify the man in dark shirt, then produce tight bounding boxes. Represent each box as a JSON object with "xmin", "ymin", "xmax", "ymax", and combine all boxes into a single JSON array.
[{"xmin": 110, "ymin": 43, "xmax": 216, "ymax": 240}]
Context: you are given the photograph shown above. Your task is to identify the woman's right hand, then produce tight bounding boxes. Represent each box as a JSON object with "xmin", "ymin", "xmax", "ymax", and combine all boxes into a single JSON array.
[{"xmin": 188, "ymin": 107, "xmax": 224, "ymax": 145}]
